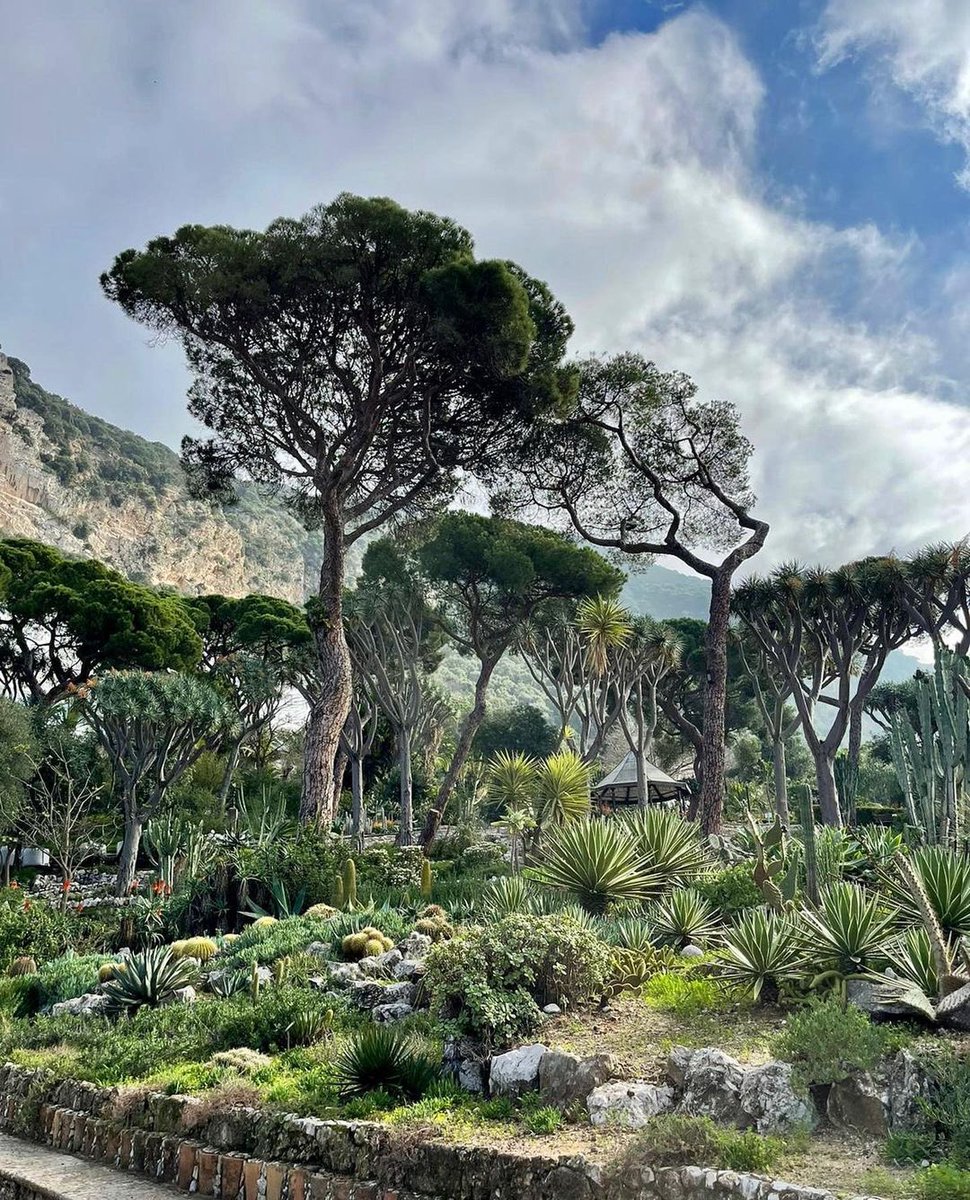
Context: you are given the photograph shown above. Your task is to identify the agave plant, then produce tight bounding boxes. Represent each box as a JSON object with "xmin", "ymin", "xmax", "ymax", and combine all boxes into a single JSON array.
[
  {"xmin": 534, "ymin": 751, "xmax": 592, "ymax": 827},
  {"xmin": 101, "ymin": 946, "xmax": 198, "ymax": 1012},
  {"xmin": 526, "ymin": 819, "xmax": 655, "ymax": 914},
  {"xmin": 481, "ymin": 875, "xmax": 541, "ymax": 919},
  {"xmin": 650, "ymin": 888, "xmax": 720, "ymax": 949},
  {"xmin": 717, "ymin": 907, "xmax": 803, "ymax": 1002},
  {"xmin": 799, "ymin": 881, "xmax": 896, "ymax": 986},
  {"xmin": 871, "ymin": 851, "xmax": 970, "ymax": 1023},
  {"xmin": 207, "ymin": 968, "xmax": 249, "ymax": 998},
  {"xmin": 882, "ymin": 846, "xmax": 970, "ymax": 941},
  {"xmin": 244, "ymin": 877, "xmax": 307, "ymax": 920},
  {"xmin": 334, "ymin": 1026, "xmax": 438, "ymax": 1100},
  {"xmin": 605, "ymin": 917, "xmax": 656, "ymax": 954},
  {"xmin": 620, "ymin": 808, "xmax": 707, "ymax": 895}
]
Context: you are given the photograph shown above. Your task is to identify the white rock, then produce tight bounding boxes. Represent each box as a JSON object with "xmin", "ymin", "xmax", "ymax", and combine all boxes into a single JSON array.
[
  {"xmin": 392, "ymin": 958, "xmax": 423, "ymax": 982},
  {"xmin": 738, "ymin": 1061, "xmax": 817, "ymax": 1133},
  {"xmin": 489, "ymin": 1044, "xmax": 547, "ymax": 1099},
  {"xmin": 542, "ymin": 1003, "xmax": 562, "ymax": 1015},
  {"xmin": 372, "ymin": 1001, "xmax": 414, "ymax": 1023},
  {"xmin": 358, "ymin": 948, "xmax": 402, "ymax": 977},
  {"xmin": 587, "ymin": 1082, "xmax": 674, "ymax": 1128},
  {"xmin": 680, "ymin": 944, "xmax": 705, "ymax": 959},
  {"xmin": 51, "ymin": 992, "xmax": 111, "ymax": 1017},
  {"xmin": 398, "ymin": 931, "xmax": 433, "ymax": 960},
  {"xmin": 679, "ymin": 1048, "xmax": 746, "ymax": 1123}
]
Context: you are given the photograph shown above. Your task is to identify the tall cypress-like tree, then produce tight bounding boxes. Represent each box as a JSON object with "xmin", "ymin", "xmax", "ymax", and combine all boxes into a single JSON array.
[{"xmin": 101, "ymin": 194, "xmax": 576, "ymax": 827}]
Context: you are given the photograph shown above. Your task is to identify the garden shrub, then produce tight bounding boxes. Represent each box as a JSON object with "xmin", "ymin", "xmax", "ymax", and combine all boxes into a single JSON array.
[
  {"xmin": 356, "ymin": 845, "xmax": 424, "ymax": 891},
  {"xmin": 694, "ymin": 865, "xmax": 762, "ymax": 917},
  {"xmin": 218, "ymin": 915, "xmax": 336, "ymax": 969},
  {"xmin": 30, "ymin": 954, "xmax": 114, "ymax": 1012},
  {"xmin": 917, "ymin": 1164, "xmax": 970, "ymax": 1200},
  {"xmin": 0, "ymin": 892, "xmax": 71, "ymax": 968},
  {"xmin": 623, "ymin": 1114, "xmax": 783, "ymax": 1173},
  {"xmin": 773, "ymin": 997, "xmax": 894, "ymax": 1086},
  {"xmin": 423, "ymin": 912, "xmax": 612, "ymax": 1048},
  {"xmin": 911, "ymin": 1049, "xmax": 970, "ymax": 1169},
  {"xmin": 459, "ymin": 842, "xmax": 505, "ymax": 871},
  {"xmin": 240, "ymin": 831, "xmax": 346, "ymax": 908}
]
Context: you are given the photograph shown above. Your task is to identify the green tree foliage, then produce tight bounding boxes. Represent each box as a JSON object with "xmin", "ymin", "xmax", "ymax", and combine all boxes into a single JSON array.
[
  {"xmin": 69, "ymin": 670, "xmax": 235, "ymax": 894},
  {"xmin": 0, "ymin": 539, "xmax": 201, "ymax": 704},
  {"xmin": 101, "ymin": 193, "xmax": 576, "ymax": 831},
  {"xmin": 472, "ymin": 702, "xmax": 557, "ymax": 761},
  {"xmin": 413, "ymin": 511, "xmax": 622, "ymax": 813}
]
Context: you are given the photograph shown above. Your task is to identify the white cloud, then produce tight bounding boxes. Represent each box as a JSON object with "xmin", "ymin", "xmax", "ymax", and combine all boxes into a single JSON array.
[
  {"xmin": 818, "ymin": 0, "xmax": 970, "ymax": 185},
  {"xmin": 1, "ymin": 0, "xmax": 969, "ymax": 572}
]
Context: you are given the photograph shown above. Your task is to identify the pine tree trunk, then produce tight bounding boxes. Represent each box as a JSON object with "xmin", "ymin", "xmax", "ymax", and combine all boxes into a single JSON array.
[
  {"xmin": 772, "ymin": 738, "xmax": 789, "ymax": 825},
  {"xmin": 299, "ymin": 505, "xmax": 352, "ymax": 829},
  {"xmin": 397, "ymin": 728, "xmax": 414, "ymax": 847},
  {"xmin": 698, "ymin": 569, "xmax": 731, "ymax": 834},
  {"xmin": 434, "ymin": 655, "xmax": 499, "ymax": 813}
]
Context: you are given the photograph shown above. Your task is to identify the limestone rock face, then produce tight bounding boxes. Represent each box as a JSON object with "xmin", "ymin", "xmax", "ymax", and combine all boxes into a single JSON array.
[
  {"xmin": 587, "ymin": 1081, "xmax": 674, "ymax": 1128},
  {"xmin": 738, "ymin": 1062, "xmax": 817, "ymax": 1134},
  {"xmin": 538, "ymin": 1051, "xmax": 614, "ymax": 1108},
  {"xmin": 888, "ymin": 1049, "xmax": 931, "ymax": 1132},
  {"xmin": 358, "ymin": 948, "xmax": 402, "ymax": 977},
  {"xmin": 827, "ymin": 1071, "xmax": 889, "ymax": 1139},
  {"xmin": 372, "ymin": 1001, "xmax": 414, "ymax": 1023},
  {"xmin": 51, "ymin": 993, "xmax": 110, "ymax": 1017},
  {"xmin": 489, "ymin": 1044, "xmax": 546, "ymax": 1099},
  {"xmin": 348, "ymin": 980, "xmax": 414, "ymax": 1010},
  {"xmin": 678, "ymin": 1048, "xmax": 746, "ymax": 1124}
]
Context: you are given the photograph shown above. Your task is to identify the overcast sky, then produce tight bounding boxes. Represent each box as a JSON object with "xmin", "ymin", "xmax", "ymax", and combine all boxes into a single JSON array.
[{"xmin": 2, "ymin": 0, "xmax": 970, "ymax": 569}]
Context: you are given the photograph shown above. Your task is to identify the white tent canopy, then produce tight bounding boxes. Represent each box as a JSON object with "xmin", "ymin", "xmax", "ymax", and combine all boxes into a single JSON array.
[{"xmin": 591, "ymin": 751, "xmax": 690, "ymax": 806}]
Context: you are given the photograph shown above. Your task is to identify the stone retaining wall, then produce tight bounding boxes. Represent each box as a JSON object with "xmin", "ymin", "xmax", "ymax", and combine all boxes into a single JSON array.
[{"xmin": 0, "ymin": 1065, "xmax": 880, "ymax": 1200}]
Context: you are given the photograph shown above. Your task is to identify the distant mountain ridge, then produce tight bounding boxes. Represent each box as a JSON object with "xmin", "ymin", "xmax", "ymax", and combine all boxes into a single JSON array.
[{"xmin": 0, "ymin": 350, "xmax": 339, "ymax": 601}]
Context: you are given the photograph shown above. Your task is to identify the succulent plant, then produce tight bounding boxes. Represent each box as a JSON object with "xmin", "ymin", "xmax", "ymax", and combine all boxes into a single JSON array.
[
  {"xmin": 341, "ymin": 926, "xmax": 393, "ymax": 961},
  {"xmin": 343, "ymin": 859, "xmax": 358, "ymax": 909},
  {"xmin": 98, "ymin": 962, "xmax": 120, "ymax": 983},
  {"xmin": 7, "ymin": 956, "xmax": 37, "ymax": 978},
  {"xmin": 101, "ymin": 946, "xmax": 198, "ymax": 1012},
  {"xmin": 420, "ymin": 859, "xmax": 433, "ymax": 899},
  {"xmin": 172, "ymin": 937, "xmax": 219, "ymax": 963},
  {"xmin": 414, "ymin": 917, "xmax": 453, "ymax": 942},
  {"xmin": 305, "ymin": 903, "xmax": 339, "ymax": 921},
  {"xmin": 252, "ymin": 916, "xmax": 278, "ymax": 930}
]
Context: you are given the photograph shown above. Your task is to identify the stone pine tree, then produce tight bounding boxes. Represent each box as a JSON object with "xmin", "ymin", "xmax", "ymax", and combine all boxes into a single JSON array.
[
  {"xmin": 101, "ymin": 193, "xmax": 576, "ymax": 828},
  {"xmin": 413, "ymin": 512, "xmax": 622, "ymax": 816},
  {"xmin": 511, "ymin": 354, "xmax": 769, "ymax": 833}
]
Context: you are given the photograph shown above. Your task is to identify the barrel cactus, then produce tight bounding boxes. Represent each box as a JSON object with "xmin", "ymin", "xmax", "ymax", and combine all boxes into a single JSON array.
[{"xmin": 7, "ymin": 956, "xmax": 37, "ymax": 977}]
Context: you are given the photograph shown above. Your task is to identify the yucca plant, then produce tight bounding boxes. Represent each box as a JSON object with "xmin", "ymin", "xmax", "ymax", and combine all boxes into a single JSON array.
[
  {"xmin": 101, "ymin": 946, "xmax": 198, "ymax": 1012},
  {"xmin": 884, "ymin": 926, "xmax": 939, "ymax": 999},
  {"xmin": 334, "ymin": 1026, "xmax": 438, "ymax": 1100},
  {"xmin": 284, "ymin": 1006, "xmax": 333, "ymax": 1048},
  {"xmin": 620, "ymin": 808, "xmax": 707, "ymax": 895},
  {"xmin": 650, "ymin": 888, "xmax": 721, "ymax": 949},
  {"xmin": 526, "ymin": 819, "xmax": 654, "ymax": 914},
  {"xmin": 799, "ymin": 882, "xmax": 896, "ymax": 986},
  {"xmin": 534, "ymin": 751, "xmax": 592, "ymax": 828},
  {"xmin": 717, "ymin": 907, "xmax": 803, "ymax": 1002},
  {"xmin": 487, "ymin": 751, "xmax": 538, "ymax": 811},
  {"xmin": 576, "ymin": 595, "xmax": 632, "ymax": 676}
]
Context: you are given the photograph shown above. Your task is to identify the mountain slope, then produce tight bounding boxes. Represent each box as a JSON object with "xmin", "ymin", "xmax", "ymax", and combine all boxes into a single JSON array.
[{"xmin": 0, "ymin": 350, "xmax": 334, "ymax": 601}]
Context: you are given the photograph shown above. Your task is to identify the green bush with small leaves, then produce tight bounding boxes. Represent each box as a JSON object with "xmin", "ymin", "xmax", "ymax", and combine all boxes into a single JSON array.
[
  {"xmin": 916, "ymin": 1164, "xmax": 970, "ymax": 1200},
  {"xmin": 773, "ymin": 997, "xmax": 897, "ymax": 1087},
  {"xmin": 624, "ymin": 1114, "xmax": 784, "ymax": 1173},
  {"xmin": 423, "ymin": 913, "xmax": 612, "ymax": 1049},
  {"xmin": 694, "ymin": 865, "xmax": 762, "ymax": 917}
]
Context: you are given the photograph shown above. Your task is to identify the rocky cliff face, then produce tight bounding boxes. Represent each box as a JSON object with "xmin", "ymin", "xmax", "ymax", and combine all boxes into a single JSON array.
[{"xmin": 0, "ymin": 351, "xmax": 331, "ymax": 601}]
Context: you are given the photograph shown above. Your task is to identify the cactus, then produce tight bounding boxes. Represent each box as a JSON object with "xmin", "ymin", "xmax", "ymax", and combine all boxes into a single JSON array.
[
  {"xmin": 420, "ymin": 858, "xmax": 433, "ymax": 899},
  {"xmin": 341, "ymin": 926, "xmax": 393, "ymax": 961},
  {"xmin": 173, "ymin": 937, "xmax": 218, "ymax": 963},
  {"xmin": 414, "ymin": 916, "xmax": 453, "ymax": 942},
  {"xmin": 748, "ymin": 813, "xmax": 799, "ymax": 911},
  {"xmin": 343, "ymin": 859, "xmax": 358, "ymax": 910},
  {"xmin": 888, "ymin": 650, "xmax": 970, "ymax": 848},
  {"xmin": 333, "ymin": 875, "xmax": 345, "ymax": 909},
  {"xmin": 252, "ymin": 916, "xmax": 278, "ymax": 930},
  {"xmin": 797, "ymin": 784, "xmax": 819, "ymax": 907},
  {"xmin": 7, "ymin": 956, "xmax": 36, "ymax": 977},
  {"xmin": 98, "ymin": 962, "xmax": 120, "ymax": 984},
  {"xmin": 305, "ymin": 903, "xmax": 338, "ymax": 921}
]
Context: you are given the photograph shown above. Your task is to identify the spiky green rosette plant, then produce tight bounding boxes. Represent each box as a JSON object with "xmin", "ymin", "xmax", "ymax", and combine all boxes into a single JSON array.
[
  {"xmin": 717, "ymin": 908, "xmax": 803, "ymax": 1003},
  {"xmin": 101, "ymin": 946, "xmax": 198, "ymax": 1012},
  {"xmin": 799, "ymin": 881, "xmax": 896, "ymax": 989},
  {"xmin": 650, "ymin": 888, "xmax": 720, "ymax": 949},
  {"xmin": 334, "ymin": 1026, "xmax": 438, "ymax": 1100},
  {"xmin": 526, "ymin": 819, "xmax": 655, "ymax": 914},
  {"xmin": 620, "ymin": 808, "xmax": 707, "ymax": 893},
  {"xmin": 873, "ymin": 850, "xmax": 970, "ymax": 1023}
]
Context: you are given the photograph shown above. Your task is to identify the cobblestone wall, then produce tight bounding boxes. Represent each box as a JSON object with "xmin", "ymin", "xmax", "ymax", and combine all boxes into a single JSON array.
[{"xmin": 0, "ymin": 1064, "xmax": 881, "ymax": 1200}]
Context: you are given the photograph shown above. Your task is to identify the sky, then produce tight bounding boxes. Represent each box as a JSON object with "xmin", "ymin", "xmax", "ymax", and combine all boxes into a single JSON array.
[{"xmin": 2, "ymin": 0, "xmax": 970, "ymax": 569}]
